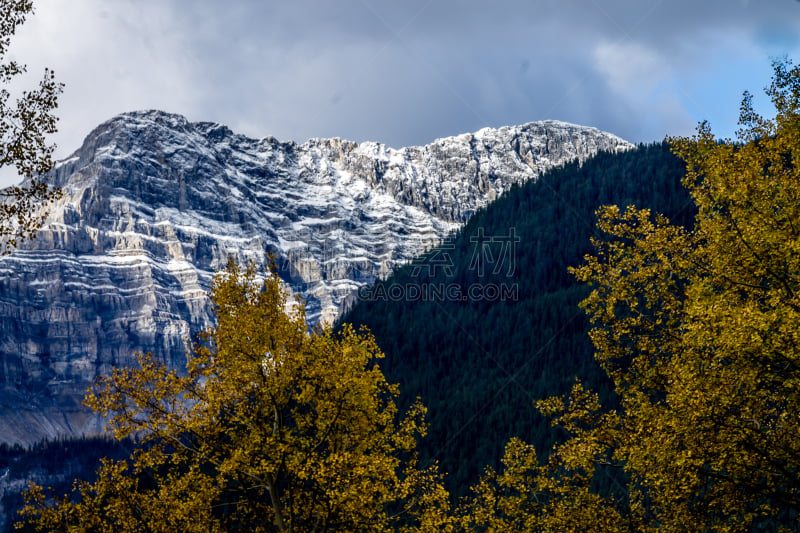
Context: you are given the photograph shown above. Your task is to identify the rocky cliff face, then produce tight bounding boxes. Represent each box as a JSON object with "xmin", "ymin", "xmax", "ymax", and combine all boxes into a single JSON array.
[{"xmin": 0, "ymin": 110, "xmax": 632, "ymax": 444}]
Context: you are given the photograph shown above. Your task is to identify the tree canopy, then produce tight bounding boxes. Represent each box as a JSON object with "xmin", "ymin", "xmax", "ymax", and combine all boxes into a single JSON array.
[
  {"xmin": 0, "ymin": 0, "xmax": 62, "ymax": 254},
  {"xmin": 460, "ymin": 59, "xmax": 800, "ymax": 532},
  {"xmin": 18, "ymin": 261, "xmax": 451, "ymax": 532}
]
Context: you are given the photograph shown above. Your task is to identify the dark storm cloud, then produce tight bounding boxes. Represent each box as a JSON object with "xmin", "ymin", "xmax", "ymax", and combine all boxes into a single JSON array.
[{"xmin": 4, "ymin": 0, "xmax": 800, "ymax": 186}]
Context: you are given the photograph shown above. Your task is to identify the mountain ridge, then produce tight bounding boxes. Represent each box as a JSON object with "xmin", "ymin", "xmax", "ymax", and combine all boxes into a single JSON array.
[{"xmin": 0, "ymin": 110, "xmax": 632, "ymax": 444}]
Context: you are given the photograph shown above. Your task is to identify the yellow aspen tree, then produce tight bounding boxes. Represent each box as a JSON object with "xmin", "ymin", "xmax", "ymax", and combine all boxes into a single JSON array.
[
  {"xmin": 19, "ymin": 261, "xmax": 452, "ymax": 532},
  {"xmin": 0, "ymin": 0, "xmax": 63, "ymax": 254},
  {"xmin": 462, "ymin": 59, "xmax": 800, "ymax": 532}
]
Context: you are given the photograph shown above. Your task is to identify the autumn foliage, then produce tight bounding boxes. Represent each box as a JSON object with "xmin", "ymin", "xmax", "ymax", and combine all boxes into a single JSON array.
[{"xmin": 19, "ymin": 262, "xmax": 451, "ymax": 532}]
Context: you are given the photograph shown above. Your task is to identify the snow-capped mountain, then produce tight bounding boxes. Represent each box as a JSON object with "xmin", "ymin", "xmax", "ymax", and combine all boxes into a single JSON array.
[{"xmin": 0, "ymin": 110, "xmax": 632, "ymax": 444}]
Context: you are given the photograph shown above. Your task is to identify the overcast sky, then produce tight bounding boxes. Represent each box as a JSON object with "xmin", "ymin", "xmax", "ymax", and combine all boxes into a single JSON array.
[{"xmin": 4, "ymin": 0, "xmax": 800, "ymax": 186}]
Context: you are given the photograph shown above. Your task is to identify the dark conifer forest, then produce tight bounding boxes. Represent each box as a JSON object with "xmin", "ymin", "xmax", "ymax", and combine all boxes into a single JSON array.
[
  {"xmin": 0, "ymin": 437, "xmax": 134, "ymax": 532},
  {"xmin": 339, "ymin": 142, "xmax": 696, "ymax": 494}
]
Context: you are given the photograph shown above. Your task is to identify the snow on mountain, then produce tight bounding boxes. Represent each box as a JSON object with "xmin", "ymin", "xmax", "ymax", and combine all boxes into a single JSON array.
[{"xmin": 0, "ymin": 110, "xmax": 632, "ymax": 444}]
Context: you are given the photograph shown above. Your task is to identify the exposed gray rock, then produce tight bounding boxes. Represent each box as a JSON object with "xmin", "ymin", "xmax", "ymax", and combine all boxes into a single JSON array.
[{"xmin": 0, "ymin": 110, "xmax": 632, "ymax": 445}]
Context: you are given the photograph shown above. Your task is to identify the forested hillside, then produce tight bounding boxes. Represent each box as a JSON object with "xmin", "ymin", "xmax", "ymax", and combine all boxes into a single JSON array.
[
  {"xmin": 339, "ymin": 142, "xmax": 695, "ymax": 493},
  {"xmin": 0, "ymin": 438, "xmax": 133, "ymax": 532}
]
